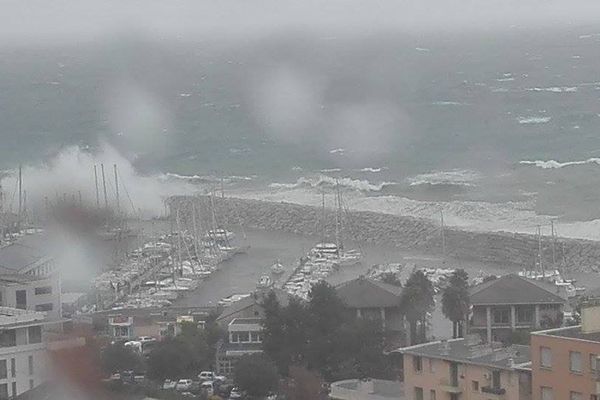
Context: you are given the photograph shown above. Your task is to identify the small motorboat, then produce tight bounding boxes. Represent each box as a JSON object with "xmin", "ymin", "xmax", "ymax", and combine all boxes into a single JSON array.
[
  {"xmin": 271, "ymin": 260, "xmax": 285, "ymax": 275},
  {"xmin": 257, "ymin": 275, "xmax": 273, "ymax": 289}
]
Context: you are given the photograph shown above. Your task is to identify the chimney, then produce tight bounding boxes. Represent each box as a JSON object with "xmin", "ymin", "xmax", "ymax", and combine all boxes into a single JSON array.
[{"xmin": 581, "ymin": 299, "xmax": 600, "ymax": 334}]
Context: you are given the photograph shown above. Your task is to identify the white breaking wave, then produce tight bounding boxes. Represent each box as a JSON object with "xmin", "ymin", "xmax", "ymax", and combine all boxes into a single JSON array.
[
  {"xmin": 526, "ymin": 87, "xmax": 577, "ymax": 93},
  {"xmin": 269, "ymin": 174, "xmax": 394, "ymax": 192},
  {"xmin": 431, "ymin": 101, "xmax": 467, "ymax": 106},
  {"xmin": 358, "ymin": 167, "xmax": 384, "ymax": 173},
  {"xmin": 518, "ymin": 116, "xmax": 551, "ymax": 124},
  {"xmin": 519, "ymin": 158, "xmax": 600, "ymax": 169},
  {"xmin": 496, "ymin": 77, "xmax": 515, "ymax": 82},
  {"xmin": 329, "ymin": 148, "xmax": 346, "ymax": 154},
  {"xmin": 165, "ymin": 173, "xmax": 254, "ymax": 182},
  {"xmin": 320, "ymin": 168, "xmax": 342, "ymax": 173},
  {"xmin": 415, "ymin": 47, "xmax": 430, "ymax": 52},
  {"xmin": 407, "ymin": 169, "xmax": 480, "ymax": 187}
]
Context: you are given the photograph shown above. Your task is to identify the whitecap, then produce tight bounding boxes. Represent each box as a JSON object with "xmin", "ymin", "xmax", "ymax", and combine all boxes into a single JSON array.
[
  {"xmin": 179, "ymin": 93, "xmax": 192, "ymax": 97},
  {"xmin": 359, "ymin": 167, "xmax": 384, "ymax": 173},
  {"xmin": 518, "ymin": 116, "xmax": 551, "ymax": 124},
  {"xmin": 519, "ymin": 158, "xmax": 600, "ymax": 169},
  {"xmin": 320, "ymin": 168, "xmax": 342, "ymax": 173},
  {"xmin": 269, "ymin": 174, "xmax": 394, "ymax": 192},
  {"xmin": 415, "ymin": 47, "xmax": 430, "ymax": 52},
  {"xmin": 329, "ymin": 148, "xmax": 346, "ymax": 155},
  {"xmin": 526, "ymin": 87, "xmax": 577, "ymax": 93},
  {"xmin": 496, "ymin": 77, "xmax": 515, "ymax": 82},
  {"xmin": 431, "ymin": 101, "xmax": 465, "ymax": 106}
]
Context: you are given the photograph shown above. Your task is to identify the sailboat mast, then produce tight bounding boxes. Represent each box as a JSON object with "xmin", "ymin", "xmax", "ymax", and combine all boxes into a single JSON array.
[
  {"xmin": 113, "ymin": 164, "xmax": 120, "ymax": 214},
  {"xmin": 537, "ymin": 225, "xmax": 544, "ymax": 277},
  {"xmin": 17, "ymin": 164, "xmax": 22, "ymax": 230},
  {"xmin": 94, "ymin": 165, "xmax": 100, "ymax": 208},
  {"xmin": 101, "ymin": 164, "xmax": 108, "ymax": 209},
  {"xmin": 321, "ymin": 190, "xmax": 326, "ymax": 243},
  {"xmin": 441, "ymin": 210, "xmax": 446, "ymax": 261},
  {"xmin": 551, "ymin": 220, "xmax": 557, "ymax": 267}
]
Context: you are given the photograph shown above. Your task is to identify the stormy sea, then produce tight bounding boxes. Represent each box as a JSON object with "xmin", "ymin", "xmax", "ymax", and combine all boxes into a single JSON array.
[{"xmin": 3, "ymin": 24, "xmax": 600, "ymax": 239}]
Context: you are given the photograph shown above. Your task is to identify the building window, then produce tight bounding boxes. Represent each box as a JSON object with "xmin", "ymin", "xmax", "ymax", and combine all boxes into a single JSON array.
[
  {"xmin": 15, "ymin": 290, "xmax": 26, "ymax": 310},
  {"xmin": 471, "ymin": 380, "xmax": 479, "ymax": 391},
  {"xmin": 493, "ymin": 308, "xmax": 510, "ymax": 324},
  {"xmin": 250, "ymin": 332, "xmax": 262, "ymax": 343},
  {"xmin": 28, "ymin": 355, "xmax": 33, "ymax": 375},
  {"xmin": 591, "ymin": 354, "xmax": 598, "ymax": 372},
  {"xmin": 570, "ymin": 351, "xmax": 583, "ymax": 373},
  {"xmin": 413, "ymin": 356, "xmax": 422, "ymax": 373},
  {"xmin": 0, "ymin": 384, "xmax": 7, "ymax": 400},
  {"xmin": 10, "ymin": 359, "xmax": 15, "ymax": 378},
  {"xmin": 34, "ymin": 286, "xmax": 52, "ymax": 295},
  {"xmin": 11, "ymin": 382, "xmax": 15, "ymax": 398},
  {"xmin": 28, "ymin": 326, "xmax": 42, "ymax": 344},
  {"xmin": 429, "ymin": 359, "xmax": 435, "ymax": 373},
  {"xmin": 34, "ymin": 303, "xmax": 53, "ymax": 312},
  {"xmin": 414, "ymin": 387, "xmax": 423, "ymax": 400},
  {"xmin": 570, "ymin": 392, "xmax": 583, "ymax": 400},
  {"xmin": 540, "ymin": 346, "xmax": 552, "ymax": 368},
  {"xmin": 0, "ymin": 360, "xmax": 6, "ymax": 379},
  {"xmin": 0, "ymin": 331, "xmax": 16, "ymax": 348},
  {"xmin": 430, "ymin": 389, "xmax": 436, "ymax": 400},
  {"xmin": 541, "ymin": 386, "xmax": 554, "ymax": 400},
  {"xmin": 517, "ymin": 308, "xmax": 533, "ymax": 323},
  {"xmin": 492, "ymin": 370, "xmax": 501, "ymax": 389}
]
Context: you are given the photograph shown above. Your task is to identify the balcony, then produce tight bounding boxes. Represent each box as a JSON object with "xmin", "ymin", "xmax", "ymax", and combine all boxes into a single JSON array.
[
  {"xmin": 481, "ymin": 386, "xmax": 506, "ymax": 399},
  {"xmin": 438, "ymin": 379, "xmax": 462, "ymax": 394}
]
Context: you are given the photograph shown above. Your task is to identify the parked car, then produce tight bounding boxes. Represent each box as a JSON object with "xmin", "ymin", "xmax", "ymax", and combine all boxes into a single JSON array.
[
  {"xmin": 176, "ymin": 379, "xmax": 194, "ymax": 391},
  {"xmin": 266, "ymin": 392, "xmax": 277, "ymax": 400},
  {"xmin": 162, "ymin": 379, "xmax": 177, "ymax": 390},
  {"xmin": 200, "ymin": 380, "xmax": 214, "ymax": 396},
  {"xmin": 228, "ymin": 387, "xmax": 244, "ymax": 399}
]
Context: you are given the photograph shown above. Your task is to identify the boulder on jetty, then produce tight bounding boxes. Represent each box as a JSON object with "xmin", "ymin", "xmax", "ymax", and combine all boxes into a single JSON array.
[{"xmin": 168, "ymin": 195, "xmax": 600, "ymax": 273}]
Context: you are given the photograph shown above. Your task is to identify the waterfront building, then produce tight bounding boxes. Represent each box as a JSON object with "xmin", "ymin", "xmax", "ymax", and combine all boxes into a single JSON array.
[
  {"xmin": 336, "ymin": 277, "xmax": 404, "ymax": 329},
  {"xmin": 396, "ymin": 335, "xmax": 532, "ymax": 400},
  {"xmin": 216, "ymin": 288, "xmax": 290, "ymax": 326},
  {"xmin": 530, "ymin": 300, "xmax": 600, "ymax": 400},
  {"xmin": 215, "ymin": 318, "xmax": 263, "ymax": 375},
  {"xmin": 469, "ymin": 274, "xmax": 565, "ymax": 343},
  {"xmin": 0, "ymin": 307, "xmax": 52, "ymax": 398}
]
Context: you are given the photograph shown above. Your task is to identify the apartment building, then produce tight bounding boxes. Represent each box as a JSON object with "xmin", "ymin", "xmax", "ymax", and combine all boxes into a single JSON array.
[
  {"xmin": 215, "ymin": 318, "xmax": 264, "ymax": 375},
  {"xmin": 0, "ymin": 307, "xmax": 50, "ymax": 398},
  {"xmin": 530, "ymin": 300, "xmax": 600, "ymax": 400},
  {"xmin": 397, "ymin": 335, "xmax": 532, "ymax": 400},
  {"xmin": 469, "ymin": 274, "xmax": 565, "ymax": 343},
  {"xmin": 0, "ymin": 274, "xmax": 61, "ymax": 320}
]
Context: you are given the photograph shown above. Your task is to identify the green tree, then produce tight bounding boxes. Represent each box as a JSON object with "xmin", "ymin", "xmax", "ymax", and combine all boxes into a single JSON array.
[
  {"xmin": 234, "ymin": 354, "xmax": 279, "ymax": 397},
  {"xmin": 179, "ymin": 321, "xmax": 212, "ymax": 371},
  {"xmin": 441, "ymin": 269, "xmax": 470, "ymax": 338},
  {"xmin": 101, "ymin": 343, "xmax": 142, "ymax": 374},
  {"xmin": 261, "ymin": 290, "xmax": 287, "ymax": 372},
  {"xmin": 400, "ymin": 270, "xmax": 435, "ymax": 345},
  {"xmin": 147, "ymin": 338, "xmax": 194, "ymax": 380}
]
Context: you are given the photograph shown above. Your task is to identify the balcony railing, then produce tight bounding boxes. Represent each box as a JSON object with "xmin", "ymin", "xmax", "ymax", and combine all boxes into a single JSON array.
[{"xmin": 482, "ymin": 386, "xmax": 506, "ymax": 395}]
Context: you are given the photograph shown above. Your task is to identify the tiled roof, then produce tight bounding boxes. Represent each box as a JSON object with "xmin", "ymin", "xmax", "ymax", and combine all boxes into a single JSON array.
[
  {"xmin": 469, "ymin": 274, "xmax": 565, "ymax": 306},
  {"xmin": 216, "ymin": 288, "xmax": 291, "ymax": 323},
  {"xmin": 396, "ymin": 338, "xmax": 531, "ymax": 370},
  {"xmin": 336, "ymin": 277, "xmax": 402, "ymax": 308}
]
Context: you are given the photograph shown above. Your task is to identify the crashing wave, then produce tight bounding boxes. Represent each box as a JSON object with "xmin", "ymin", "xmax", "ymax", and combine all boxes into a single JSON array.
[
  {"xmin": 519, "ymin": 158, "xmax": 600, "ymax": 169},
  {"xmin": 358, "ymin": 167, "xmax": 384, "ymax": 173},
  {"xmin": 407, "ymin": 169, "xmax": 480, "ymax": 187},
  {"xmin": 269, "ymin": 175, "xmax": 394, "ymax": 192}
]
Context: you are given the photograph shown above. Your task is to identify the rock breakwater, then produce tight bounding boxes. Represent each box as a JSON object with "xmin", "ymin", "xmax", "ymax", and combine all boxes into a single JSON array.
[{"xmin": 169, "ymin": 196, "xmax": 600, "ymax": 273}]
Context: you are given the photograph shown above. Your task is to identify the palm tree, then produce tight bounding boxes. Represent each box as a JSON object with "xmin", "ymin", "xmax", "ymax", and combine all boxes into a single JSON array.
[
  {"xmin": 400, "ymin": 270, "xmax": 435, "ymax": 345},
  {"xmin": 442, "ymin": 269, "xmax": 470, "ymax": 338}
]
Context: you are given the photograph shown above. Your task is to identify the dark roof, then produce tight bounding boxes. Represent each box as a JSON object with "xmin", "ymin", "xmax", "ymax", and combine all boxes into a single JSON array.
[
  {"xmin": 230, "ymin": 318, "xmax": 262, "ymax": 325},
  {"xmin": 336, "ymin": 277, "xmax": 402, "ymax": 308},
  {"xmin": 537, "ymin": 325, "xmax": 600, "ymax": 342},
  {"xmin": 216, "ymin": 288, "xmax": 291, "ymax": 323},
  {"xmin": 396, "ymin": 338, "xmax": 531, "ymax": 370},
  {"xmin": 0, "ymin": 234, "xmax": 51, "ymax": 272},
  {"xmin": 469, "ymin": 274, "xmax": 565, "ymax": 306}
]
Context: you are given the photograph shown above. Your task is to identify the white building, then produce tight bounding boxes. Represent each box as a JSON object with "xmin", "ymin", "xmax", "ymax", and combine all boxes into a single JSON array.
[
  {"xmin": 0, "ymin": 274, "xmax": 61, "ymax": 321},
  {"xmin": 0, "ymin": 307, "xmax": 50, "ymax": 398}
]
